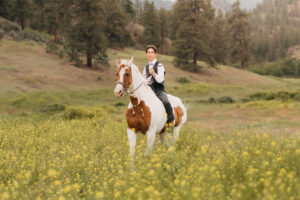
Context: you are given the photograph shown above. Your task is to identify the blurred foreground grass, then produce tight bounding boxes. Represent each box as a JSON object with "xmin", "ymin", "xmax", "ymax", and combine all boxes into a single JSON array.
[{"xmin": 0, "ymin": 111, "xmax": 300, "ymax": 199}]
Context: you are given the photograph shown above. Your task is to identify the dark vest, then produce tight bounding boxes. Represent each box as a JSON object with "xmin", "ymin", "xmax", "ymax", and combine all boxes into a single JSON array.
[{"xmin": 146, "ymin": 61, "xmax": 165, "ymax": 94}]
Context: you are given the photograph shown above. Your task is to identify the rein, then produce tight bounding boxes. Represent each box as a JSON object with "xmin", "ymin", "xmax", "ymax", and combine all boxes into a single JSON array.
[
  {"xmin": 116, "ymin": 81, "xmax": 143, "ymax": 96},
  {"xmin": 116, "ymin": 64, "xmax": 144, "ymax": 97}
]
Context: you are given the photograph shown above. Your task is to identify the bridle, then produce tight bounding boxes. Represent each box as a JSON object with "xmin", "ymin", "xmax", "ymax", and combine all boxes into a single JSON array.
[{"xmin": 116, "ymin": 65, "xmax": 143, "ymax": 96}]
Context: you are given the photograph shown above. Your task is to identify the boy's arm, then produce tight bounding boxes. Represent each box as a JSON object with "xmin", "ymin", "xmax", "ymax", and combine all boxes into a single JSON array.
[{"xmin": 153, "ymin": 64, "xmax": 165, "ymax": 83}]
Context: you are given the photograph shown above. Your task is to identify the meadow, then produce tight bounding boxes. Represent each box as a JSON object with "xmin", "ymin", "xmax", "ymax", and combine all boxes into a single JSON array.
[{"xmin": 0, "ymin": 39, "xmax": 300, "ymax": 199}]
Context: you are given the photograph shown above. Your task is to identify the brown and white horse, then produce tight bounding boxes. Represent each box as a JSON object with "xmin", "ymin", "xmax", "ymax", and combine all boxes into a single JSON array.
[{"xmin": 114, "ymin": 57, "xmax": 187, "ymax": 160}]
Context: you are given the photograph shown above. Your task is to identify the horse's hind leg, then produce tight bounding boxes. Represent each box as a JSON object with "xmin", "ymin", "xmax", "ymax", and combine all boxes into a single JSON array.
[
  {"xmin": 159, "ymin": 132, "xmax": 171, "ymax": 150},
  {"xmin": 127, "ymin": 128, "xmax": 136, "ymax": 166},
  {"xmin": 171, "ymin": 126, "xmax": 182, "ymax": 145}
]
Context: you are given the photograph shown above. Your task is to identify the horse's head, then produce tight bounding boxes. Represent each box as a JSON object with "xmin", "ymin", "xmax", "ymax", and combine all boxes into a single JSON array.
[{"xmin": 114, "ymin": 57, "xmax": 133, "ymax": 98}]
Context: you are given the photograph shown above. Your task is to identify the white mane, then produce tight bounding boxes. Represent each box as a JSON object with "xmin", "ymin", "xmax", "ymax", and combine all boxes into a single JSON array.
[{"xmin": 120, "ymin": 59, "xmax": 153, "ymax": 93}]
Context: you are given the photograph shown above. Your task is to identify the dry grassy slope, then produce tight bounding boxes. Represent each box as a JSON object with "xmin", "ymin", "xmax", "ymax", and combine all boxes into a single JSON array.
[
  {"xmin": 0, "ymin": 39, "xmax": 281, "ymax": 94},
  {"xmin": 0, "ymin": 40, "xmax": 102, "ymax": 93}
]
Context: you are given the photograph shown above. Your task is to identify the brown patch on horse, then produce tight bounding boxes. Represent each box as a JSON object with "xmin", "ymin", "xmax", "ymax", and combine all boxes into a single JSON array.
[
  {"xmin": 126, "ymin": 96, "xmax": 151, "ymax": 134},
  {"xmin": 116, "ymin": 64, "xmax": 126, "ymax": 82},
  {"xmin": 174, "ymin": 106, "xmax": 184, "ymax": 127},
  {"xmin": 123, "ymin": 68, "xmax": 132, "ymax": 89}
]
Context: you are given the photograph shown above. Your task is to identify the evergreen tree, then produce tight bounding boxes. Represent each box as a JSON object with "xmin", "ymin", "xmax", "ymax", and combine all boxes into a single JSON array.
[
  {"xmin": 211, "ymin": 11, "xmax": 229, "ymax": 64},
  {"xmin": 104, "ymin": 0, "xmax": 132, "ymax": 48},
  {"xmin": 227, "ymin": 0, "xmax": 251, "ymax": 69},
  {"xmin": 134, "ymin": 0, "xmax": 143, "ymax": 23},
  {"xmin": 0, "ymin": 0, "xmax": 10, "ymax": 19},
  {"xmin": 120, "ymin": 0, "xmax": 136, "ymax": 21},
  {"xmin": 10, "ymin": 0, "xmax": 33, "ymax": 30},
  {"xmin": 173, "ymin": 0, "xmax": 215, "ymax": 72},
  {"xmin": 64, "ymin": 0, "xmax": 107, "ymax": 68},
  {"xmin": 158, "ymin": 8, "xmax": 170, "ymax": 54},
  {"xmin": 142, "ymin": 1, "xmax": 161, "ymax": 48}
]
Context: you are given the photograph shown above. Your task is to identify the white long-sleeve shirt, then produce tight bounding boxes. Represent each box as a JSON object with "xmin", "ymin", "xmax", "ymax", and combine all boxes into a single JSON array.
[{"xmin": 142, "ymin": 58, "xmax": 165, "ymax": 83}]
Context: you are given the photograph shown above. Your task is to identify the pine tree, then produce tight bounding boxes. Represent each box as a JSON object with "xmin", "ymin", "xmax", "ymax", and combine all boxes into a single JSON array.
[
  {"xmin": 134, "ymin": 0, "xmax": 143, "ymax": 23},
  {"xmin": 104, "ymin": 0, "xmax": 132, "ymax": 48},
  {"xmin": 173, "ymin": 0, "xmax": 215, "ymax": 72},
  {"xmin": 227, "ymin": 0, "xmax": 251, "ymax": 69},
  {"xmin": 158, "ymin": 8, "xmax": 170, "ymax": 54},
  {"xmin": 64, "ymin": 0, "xmax": 107, "ymax": 68},
  {"xmin": 119, "ymin": 0, "xmax": 136, "ymax": 21},
  {"xmin": 142, "ymin": 1, "xmax": 161, "ymax": 48},
  {"xmin": 10, "ymin": 0, "xmax": 33, "ymax": 30},
  {"xmin": 0, "ymin": 0, "xmax": 10, "ymax": 19},
  {"xmin": 211, "ymin": 11, "xmax": 229, "ymax": 64}
]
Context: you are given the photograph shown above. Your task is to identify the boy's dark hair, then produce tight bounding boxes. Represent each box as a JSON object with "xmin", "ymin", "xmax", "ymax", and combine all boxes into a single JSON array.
[{"xmin": 145, "ymin": 45, "xmax": 158, "ymax": 53}]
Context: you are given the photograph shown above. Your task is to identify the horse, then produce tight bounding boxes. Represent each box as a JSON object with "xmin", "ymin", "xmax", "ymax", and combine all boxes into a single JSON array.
[{"xmin": 114, "ymin": 57, "xmax": 187, "ymax": 161}]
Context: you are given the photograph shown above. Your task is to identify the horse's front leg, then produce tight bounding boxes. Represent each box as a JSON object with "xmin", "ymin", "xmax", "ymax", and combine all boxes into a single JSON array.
[
  {"xmin": 127, "ymin": 128, "xmax": 136, "ymax": 166},
  {"xmin": 144, "ymin": 129, "xmax": 156, "ymax": 155}
]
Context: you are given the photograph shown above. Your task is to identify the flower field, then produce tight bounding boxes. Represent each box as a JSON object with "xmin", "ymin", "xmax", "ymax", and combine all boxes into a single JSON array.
[{"xmin": 0, "ymin": 111, "xmax": 300, "ymax": 199}]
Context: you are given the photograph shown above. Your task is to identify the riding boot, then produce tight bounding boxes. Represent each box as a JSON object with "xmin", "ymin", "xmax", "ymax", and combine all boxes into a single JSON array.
[{"xmin": 156, "ymin": 91, "xmax": 175, "ymax": 127}]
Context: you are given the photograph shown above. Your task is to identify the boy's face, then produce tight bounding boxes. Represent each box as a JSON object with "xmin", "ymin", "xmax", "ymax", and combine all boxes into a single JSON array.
[{"xmin": 146, "ymin": 48, "xmax": 157, "ymax": 62}]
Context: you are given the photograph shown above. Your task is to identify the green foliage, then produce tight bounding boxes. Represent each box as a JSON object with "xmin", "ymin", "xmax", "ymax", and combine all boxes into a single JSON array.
[
  {"xmin": 211, "ymin": 13, "xmax": 228, "ymax": 64},
  {"xmin": 227, "ymin": 0, "xmax": 251, "ymax": 69},
  {"xmin": 40, "ymin": 103, "xmax": 66, "ymax": 114},
  {"xmin": 0, "ymin": 17, "xmax": 21, "ymax": 33},
  {"xmin": 172, "ymin": 0, "xmax": 215, "ymax": 72},
  {"xmin": 142, "ymin": 1, "xmax": 161, "ymax": 48},
  {"xmin": 175, "ymin": 77, "xmax": 191, "ymax": 84},
  {"xmin": 250, "ymin": 0, "xmax": 300, "ymax": 62},
  {"xmin": 104, "ymin": 0, "xmax": 133, "ymax": 48},
  {"xmin": 199, "ymin": 96, "xmax": 235, "ymax": 104},
  {"xmin": 64, "ymin": 0, "xmax": 107, "ymax": 68},
  {"xmin": 248, "ymin": 59, "xmax": 300, "ymax": 77},
  {"xmin": 246, "ymin": 91, "xmax": 300, "ymax": 102},
  {"xmin": 46, "ymin": 41, "xmax": 64, "ymax": 58},
  {"xmin": 119, "ymin": 0, "xmax": 136, "ymax": 21},
  {"xmin": 9, "ymin": 0, "xmax": 33, "ymax": 30}
]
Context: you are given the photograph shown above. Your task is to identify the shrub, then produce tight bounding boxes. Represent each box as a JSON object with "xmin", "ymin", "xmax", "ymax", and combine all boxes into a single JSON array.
[
  {"xmin": 217, "ymin": 96, "xmax": 235, "ymax": 103},
  {"xmin": 64, "ymin": 107, "xmax": 95, "ymax": 120},
  {"xmin": 40, "ymin": 104, "xmax": 66, "ymax": 114},
  {"xmin": 176, "ymin": 77, "xmax": 191, "ymax": 84}
]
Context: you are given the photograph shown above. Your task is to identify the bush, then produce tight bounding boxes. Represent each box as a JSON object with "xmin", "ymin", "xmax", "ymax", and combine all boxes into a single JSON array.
[
  {"xmin": 46, "ymin": 41, "xmax": 64, "ymax": 58},
  {"xmin": 64, "ymin": 107, "xmax": 95, "ymax": 120},
  {"xmin": 40, "ymin": 104, "xmax": 66, "ymax": 114},
  {"xmin": 247, "ymin": 91, "xmax": 300, "ymax": 102},
  {"xmin": 176, "ymin": 77, "xmax": 191, "ymax": 84},
  {"xmin": 0, "ymin": 17, "xmax": 21, "ymax": 33},
  {"xmin": 114, "ymin": 102, "xmax": 125, "ymax": 107},
  {"xmin": 217, "ymin": 96, "xmax": 235, "ymax": 103}
]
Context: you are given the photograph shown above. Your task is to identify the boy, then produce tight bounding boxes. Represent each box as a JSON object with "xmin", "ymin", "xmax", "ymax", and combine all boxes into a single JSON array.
[{"xmin": 143, "ymin": 45, "xmax": 174, "ymax": 126}]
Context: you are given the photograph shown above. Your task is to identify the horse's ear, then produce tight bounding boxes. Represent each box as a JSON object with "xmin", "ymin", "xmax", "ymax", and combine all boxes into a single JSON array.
[{"xmin": 128, "ymin": 56, "xmax": 133, "ymax": 66}]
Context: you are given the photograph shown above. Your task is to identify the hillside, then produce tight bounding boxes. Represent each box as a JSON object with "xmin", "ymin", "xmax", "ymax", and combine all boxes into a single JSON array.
[{"xmin": 0, "ymin": 39, "xmax": 283, "ymax": 94}]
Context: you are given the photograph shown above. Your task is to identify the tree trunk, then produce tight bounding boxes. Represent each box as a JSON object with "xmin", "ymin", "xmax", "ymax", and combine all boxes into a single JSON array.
[
  {"xmin": 20, "ymin": 19, "xmax": 25, "ymax": 30},
  {"xmin": 54, "ymin": 0, "xmax": 58, "ymax": 43},
  {"xmin": 193, "ymin": 52, "xmax": 197, "ymax": 72},
  {"xmin": 87, "ymin": 51, "xmax": 92, "ymax": 68},
  {"xmin": 54, "ymin": 10, "xmax": 58, "ymax": 43}
]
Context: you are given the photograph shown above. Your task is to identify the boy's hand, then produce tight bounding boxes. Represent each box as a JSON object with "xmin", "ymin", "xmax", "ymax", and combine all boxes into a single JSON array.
[{"xmin": 150, "ymin": 68, "xmax": 156, "ymax": 76}]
